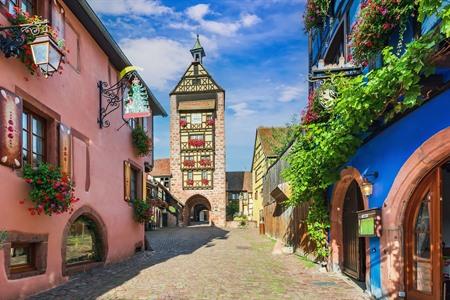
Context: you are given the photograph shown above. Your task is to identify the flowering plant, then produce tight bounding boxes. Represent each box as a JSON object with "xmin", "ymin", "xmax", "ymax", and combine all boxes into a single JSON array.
[
  {"xmin": 186, "ymin": 179, "xmax": 194, "ymax": 186},
  {"xmin": 22, "ymin": 163, "xmax": 79, "ymax": 216},
  {"xmin": 304, "ymin": 0, "xmax": 331, "ymax": 31},
  {"xmin": 199, "ymin": 158, "xmax": 212, "ymax": 167},
  {"xmin": 179, "ymin": 119, "xmax": 188, "ymax": 127},
  {"xmin": 183, "ymin": 159, "xmax": 195, "ymax": 168},
  {"xmin": 132, "ymin": 125, "xmax": 151, "ymax": 156},
  {"xmin": 301, "ymin": 92, "xmax": 320, "ymax": 124},
  {"xmin": 201, "ymin": 178, "xmax": 209, "ymax": 185},
  {"xmin": 5, "ymin": 7, "xmax": 66, "ymax": 75},
  {"xmin": 350, "ymin": 0, "xmax": 414, "ymax": 65},
  {"xmin": 206, "ymin": 118, "xmax": 215, "ymax": 126},
  {"xmin": 130, "ymin": 199, "xmax": 152, "ymax": 223},
  {"xmin": 188, "ymin": 139, "xmax": 205, "ymax": 148}
]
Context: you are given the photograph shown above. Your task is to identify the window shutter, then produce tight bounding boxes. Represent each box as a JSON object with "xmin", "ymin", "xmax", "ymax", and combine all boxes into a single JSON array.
[
  {"xmin": 59, "ymin": 123, "xmax": 72, "ymax": 176},
  {"xmin": 124, "ymin": 161, "xmax": 131, "ymax": 202},
  {"xmin": 0, "ymin": 88, "xmax": 23, "ymax": 169}
]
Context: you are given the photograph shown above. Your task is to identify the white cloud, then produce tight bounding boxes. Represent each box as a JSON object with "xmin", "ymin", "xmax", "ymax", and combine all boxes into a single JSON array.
[
  {"xmin": 186, "ymin": 4, "xmax": 210, "ymax": 21},
  {"xmin": 120, "ymin": 38, "xmax": 191, "ymax": 91},
  {"xmin": 228, "ymin": 102, "xmax": 256, "ymax": 118},
  {"xmin": 87, "ymin": 0, "xmax": 173, "ymax": 16},
  {"xmin": 241, "ymin": 14, "xmax": 261, "ymax": 27},
  {"xmin": 278, "ymin": 84, "xmax": 306, "ymax": 102},
  {"xmin": 184, "ymin": 4, "xmax": 261, "ymax": 36}
]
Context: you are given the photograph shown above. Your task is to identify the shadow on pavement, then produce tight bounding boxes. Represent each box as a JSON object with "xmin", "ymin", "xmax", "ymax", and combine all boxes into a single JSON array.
[{"xmin": 29, "ymin": 226, "xmax": 229, "ymax": 300}]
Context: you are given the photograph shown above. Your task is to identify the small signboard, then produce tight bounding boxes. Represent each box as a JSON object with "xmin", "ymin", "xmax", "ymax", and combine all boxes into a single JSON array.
[
  {"xmin": 357, "ymin": 208, "xmax": 381, "ymax": 237},
  {"xmin": 123, "ymin": 76, "xmax": 150, "ymax": 120}
]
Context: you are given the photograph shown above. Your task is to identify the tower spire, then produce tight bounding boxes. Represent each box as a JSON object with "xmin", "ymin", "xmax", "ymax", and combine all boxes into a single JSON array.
[{"xmin": 190, "ymin": 34, "xmax": 206, "ymax": 64}]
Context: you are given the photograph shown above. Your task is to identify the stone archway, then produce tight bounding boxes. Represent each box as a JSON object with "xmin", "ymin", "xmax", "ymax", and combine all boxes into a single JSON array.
[
  {"xmin": 183, "ymin": 195, "xmax": 212, "ymax": 226},
  {"xmin": 380, "ymin": 127, "xmax": 450, "ymax": 297},
  {"xmin": 61, "ymin": 206, "xmax": 108, "ymax": 275},
  {"xmin": 329, "ymin": 167, "xmax": 370, "ymax": 286}
]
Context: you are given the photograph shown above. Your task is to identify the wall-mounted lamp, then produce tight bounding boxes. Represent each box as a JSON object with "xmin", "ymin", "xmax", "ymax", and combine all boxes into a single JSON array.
[{"xmin": 361, "ymin": 171, "xmax": 378, "ymax": 197}]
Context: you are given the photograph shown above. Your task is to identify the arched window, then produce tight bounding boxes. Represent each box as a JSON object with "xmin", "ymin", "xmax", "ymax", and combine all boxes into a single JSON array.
[{"xmin": 65, "ymin": 215, "xmax": 103, "ymax": 265}]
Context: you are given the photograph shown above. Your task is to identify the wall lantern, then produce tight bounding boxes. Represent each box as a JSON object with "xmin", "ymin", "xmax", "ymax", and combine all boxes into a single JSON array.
[
  {"xmin": 361, "ymin": 171, "xmax": 378, "ymax": 197},
  {"xmin": 0, "ymin": 22, "xmax": 63, "ymax": 78}
]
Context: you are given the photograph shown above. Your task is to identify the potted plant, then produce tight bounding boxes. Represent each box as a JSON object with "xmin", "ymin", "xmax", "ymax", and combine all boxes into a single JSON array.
[
  {"xmin": 130, "ymin": 199, "xmax": 152, "ymax": 223},
  {"xmin": 22, "ymin": 163, "xmax": 79, "ymax": 216},
  {"xmin": 206, "ymin": 118, "xmax": 215, "ymax": 126},
  {"xmin": 131, "ymin": 125, "xmax": 151, "ymax": 156},
  {"xmin": 303, "ymin": 0, "xmax": 331, "ymax": 31}
]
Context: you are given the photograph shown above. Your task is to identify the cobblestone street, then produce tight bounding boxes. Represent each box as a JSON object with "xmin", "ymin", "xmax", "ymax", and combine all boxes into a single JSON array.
[{"xmin": 31, "ymin": 227, "xmax": 368, "ymax": 300}]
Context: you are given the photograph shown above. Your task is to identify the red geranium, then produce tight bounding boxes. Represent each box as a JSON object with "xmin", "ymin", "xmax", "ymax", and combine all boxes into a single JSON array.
[
  {"xmin": 183, "ymin": 159, "xmax": 195, "ymax": 168},
  {"xmin": 201, "ymin": 179, "xmax": 209, "ymax": 185},
  {"xmin": 199, "ymin": 158, "xmax": 212, "ymax": 167},
  {"xmin": 186, "ymin": 179, "xmax": 194, "ymax": 186},
  {"xmin": 179, "ymin": 119, "xmax": 188, "ymax": 127},
  {"xmin": 188, "ymin": 139, "xmax": 205, "ymax": 148},
  {"xmin": 206, "ymin": 118, "xmax": 215, "ymax": 126}
]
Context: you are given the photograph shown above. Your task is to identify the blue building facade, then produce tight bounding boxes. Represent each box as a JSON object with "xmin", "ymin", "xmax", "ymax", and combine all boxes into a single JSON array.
[{"xmin": 308, "ymin": 0, "xmax": 450, "ymax": 298}]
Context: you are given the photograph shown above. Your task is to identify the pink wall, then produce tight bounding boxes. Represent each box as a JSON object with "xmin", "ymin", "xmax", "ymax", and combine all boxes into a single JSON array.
[{"xmin": 0, "ymin": 2, "xmax": 148, "ymax": 299}]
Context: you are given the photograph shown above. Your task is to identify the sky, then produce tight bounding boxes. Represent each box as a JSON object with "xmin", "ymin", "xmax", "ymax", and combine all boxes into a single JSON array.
[{"xmin": 87, "ymin": 0, "xmax": 309, "ymax": 171}]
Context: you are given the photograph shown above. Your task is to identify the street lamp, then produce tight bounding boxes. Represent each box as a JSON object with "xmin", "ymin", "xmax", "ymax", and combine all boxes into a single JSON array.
[{"xmin": 0, "ymin": 22, "xmax": 63, "ymax": 77}]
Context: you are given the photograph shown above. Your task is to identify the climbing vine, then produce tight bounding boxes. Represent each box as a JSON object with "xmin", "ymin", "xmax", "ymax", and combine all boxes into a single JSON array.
[{"xmin": 285, "ymin": 2, "xmax": 449, "ymax": 259}]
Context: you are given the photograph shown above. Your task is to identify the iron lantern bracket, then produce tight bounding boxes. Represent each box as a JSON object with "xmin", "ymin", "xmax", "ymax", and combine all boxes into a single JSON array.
[{"xmin": 0, "ymin": 21, "xmax": 49, "ymax": 58}]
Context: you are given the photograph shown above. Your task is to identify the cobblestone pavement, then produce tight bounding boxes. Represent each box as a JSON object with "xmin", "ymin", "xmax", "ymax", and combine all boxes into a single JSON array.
[{"xmin": 31, "ymin": 226, "xmax": 369, "ymax": 300}]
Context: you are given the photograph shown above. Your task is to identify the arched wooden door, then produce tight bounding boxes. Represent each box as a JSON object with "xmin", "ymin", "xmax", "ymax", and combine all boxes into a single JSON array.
[
  {"xmin": 405, "ymin": 168, "xmax": 441, "ymax": 300},
  {"xmin": 342, "ymin": 180, "xmax": 366, "ymax": 281}
]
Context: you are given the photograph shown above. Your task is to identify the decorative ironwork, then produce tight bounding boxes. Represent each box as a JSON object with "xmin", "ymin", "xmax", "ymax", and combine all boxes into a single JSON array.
[
  {"xmin": 98, "ymin": 71, "xmax": 137, "ymax": 129},
  {"xmin": 0, "ymin": 22, "xmax": 49, "ymax": 58}
]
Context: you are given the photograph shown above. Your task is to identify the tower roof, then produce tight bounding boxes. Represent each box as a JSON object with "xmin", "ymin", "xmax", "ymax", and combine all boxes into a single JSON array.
[{"xmin": 190, "ymin": 34, "xmax": 206, "ymax": 62}]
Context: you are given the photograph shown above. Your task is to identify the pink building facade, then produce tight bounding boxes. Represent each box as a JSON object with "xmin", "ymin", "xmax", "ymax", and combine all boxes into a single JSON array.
[{"xmin": 0, "ymin": 1, "xmax": 166, "ymax": 299}]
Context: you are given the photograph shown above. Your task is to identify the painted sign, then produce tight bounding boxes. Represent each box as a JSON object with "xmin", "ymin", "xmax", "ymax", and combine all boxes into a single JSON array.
[
  {"xmin": 59, "ymin": 123, "xmax": 71, "ymax": 176},
  {"xmin": 357, "ymin": 208, "xmax": 382, "ymax": 237},
  {"xmin": 0, "ymin": 88, "xmax": 22, "ymax": 169},
  {"xmin": 123, "ymin": 76, "xmax": 150, "ymax": 120}
]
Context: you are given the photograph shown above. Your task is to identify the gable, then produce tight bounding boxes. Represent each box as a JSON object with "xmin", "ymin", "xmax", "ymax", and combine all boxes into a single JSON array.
[{"xmin": 170, "ymin": 62, "xmax": 223, "ymax": 95}]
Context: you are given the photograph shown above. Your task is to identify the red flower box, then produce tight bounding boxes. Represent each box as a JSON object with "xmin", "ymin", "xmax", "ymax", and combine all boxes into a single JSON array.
[
  {"xmin": 186, "ymin": 179, "xmax": 194, "ymax": 186},
  {"xmin": 188, "ymin": 139, "xmax": 205, "ymax": 147},
  {"xmin": 183, "ymin": 160, "xmax": 195, "ymax": 167},
  {"xmin": 201, "ymin": 179, "xmax": 209, "ymax": 185},
  {"xmin": 207, "ymin": 118, "xmax": 215, "ymax": 126},
  {"xmin": 199, "ymin": 158, "xmax": 212, "ymax": 167},
  {"xmin": 179, "ymin": 119, "xmax": 188, "ymax": 127}
]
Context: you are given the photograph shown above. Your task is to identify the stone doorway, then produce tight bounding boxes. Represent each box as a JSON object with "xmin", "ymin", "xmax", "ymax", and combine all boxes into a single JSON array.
[{"xmin": 184, "ymin": 195, "xmax": 211, "ymax": 226}]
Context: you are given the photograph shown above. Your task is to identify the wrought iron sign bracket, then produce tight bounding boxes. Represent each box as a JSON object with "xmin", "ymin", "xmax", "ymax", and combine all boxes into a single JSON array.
[{"xmin": 97, "ymin": 75, "xmax": 129, "ymax": 129}]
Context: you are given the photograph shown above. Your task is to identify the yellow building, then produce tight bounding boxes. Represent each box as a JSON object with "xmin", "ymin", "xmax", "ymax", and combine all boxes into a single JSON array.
[{"xmin": 250, "ymin": 127, "xmax": 286, "ymax": 223}]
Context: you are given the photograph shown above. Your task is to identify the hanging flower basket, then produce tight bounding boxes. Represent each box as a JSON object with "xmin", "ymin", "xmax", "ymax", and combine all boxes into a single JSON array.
[
  {"xmin": 206, "ymin": 118, "xmax": 215, "ymax": 126},
  {"xmin": 183, "ymin": 159, "xmax": 195, "ymax": 168},
  {"xmin": 199, "ymin": 158, "xmax": 212, "ymax": 167},
  {"xmin": 132, "ymin": 125, "xmax": 151, "ymax": 156},
  {"xmin": 21, "ymin": 163, "xmax": 79, "ymax": 216},
  {"xmin": 130, "ymin": 199, "xmax": 152, "ymax": 223},
  {"xmin": 303, "ymin": 0, "xmax": 331, "ymax": 31},
  {"xmin": 179, "ymin": 119, "xmax": 188, "ymax": 127},
  {"xmin": 188, "ymin": 139, "xmax": 205, "ymax": 148},
  {"xmin": 186, "ymin": 179, "xmax": 194, "ymax": 186},
  {"xmin": 201, "ymin": 179, "xmax": 209, "ymax": 185}
]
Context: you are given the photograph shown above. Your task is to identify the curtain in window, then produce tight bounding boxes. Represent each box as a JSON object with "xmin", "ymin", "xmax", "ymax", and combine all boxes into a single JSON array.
[{"xmin": 0, "ymin": 87, "xmax": 23, "ymax": 169}]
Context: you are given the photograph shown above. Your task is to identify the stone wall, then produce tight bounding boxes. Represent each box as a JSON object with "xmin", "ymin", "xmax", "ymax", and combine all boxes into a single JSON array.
[{"xmin": 169, "ymin": 91, "xmax": 226, "ymax": 227}]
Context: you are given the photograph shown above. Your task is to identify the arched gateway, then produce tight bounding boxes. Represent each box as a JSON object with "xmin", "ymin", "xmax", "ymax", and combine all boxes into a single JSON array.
[{"xmin": 184, "ymin": 195, "xmax": 212, "ymax": 226}]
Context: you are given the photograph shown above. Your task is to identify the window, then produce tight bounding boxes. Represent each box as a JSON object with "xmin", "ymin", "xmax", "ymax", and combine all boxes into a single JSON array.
[
  {"xmin": 202, "ymin": 170, "xmax": 208, "ymax": 180},
  {"xmin": 142, "ymin": 117, "xmax": 148, "ymax": 132},
  {"xmin": 66, "ymin": 216, "xmax": 103, "ymax": 265},
  {"xmin": 129, "ymin": 118, "xmax": 137, "ymax": 129},
  {"xmin": 187, "ymin": 171, "xmax": 193, "ymax": 180},
  {"xmin": 130, "ymin": 167, "xmax": 138, "ymax": 200},
  {"xmin": 191, "ymin": 113, "xmax": 202, "ymax": 124},
  {"xmin": 10, "ymin": 242, "xmax": 36, "ymax": 273},
  {"xmin": 51, "ymin": 0, "xmax": 65, "ymax": 38},
  {"xmin": 1, "ymin": 0, "xmax": 34, "ymax": 15},
  {"xmin": 22, "ymin": 110, "xmax": 46, "ymax": 167},
  {"xmin": 190, "ymin": 134, "xmax": 204, "ymax": 141}
]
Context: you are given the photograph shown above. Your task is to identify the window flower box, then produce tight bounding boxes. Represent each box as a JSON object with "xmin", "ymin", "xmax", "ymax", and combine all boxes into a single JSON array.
[
  {"xmin": 186, "ymin": 179, "xmax": 194, "ymax": 186},
  {"xmin": 201, "ymin": 179, "xmax": 209, "ymax": 185},
  {"xmin": 179, "ymin": 119, "xmax": 188, "ymax": 127},
  {"xmin": 206, "ymin": 118, "xmax": 215, "ymax": 126},
  {"xmin": 183, "ymin": 160, "xmax": 195, "ymax": 168},
  {"xmin": 188, "ymin": 139, "xmax": 205, "ymax": 148},
  {"xmin": 199, "ymin": 158, "xmax": 212, "ymax": 167}
]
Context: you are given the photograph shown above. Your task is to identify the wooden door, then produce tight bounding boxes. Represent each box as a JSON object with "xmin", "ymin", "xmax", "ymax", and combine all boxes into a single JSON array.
[
  {"xmin": 343, "ymin": 180, "xmax": 365, "ymax": 281},
  {"xmin": 405, "ymin": 168, "xmax": 441, "ymax": 300}
]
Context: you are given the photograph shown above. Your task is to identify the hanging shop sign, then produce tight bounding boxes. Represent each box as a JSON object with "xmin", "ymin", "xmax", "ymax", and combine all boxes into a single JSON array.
[
  {"xmin": 357, "ymin": 208, "xmax": 382, "ymax": 237},
  {"xmin": 0, "ymin": 88, "xmax": 22, "ymax": 169},
  {"xmin": 123, "ymin": 75, "xmax": 151, "ymax": 120}
]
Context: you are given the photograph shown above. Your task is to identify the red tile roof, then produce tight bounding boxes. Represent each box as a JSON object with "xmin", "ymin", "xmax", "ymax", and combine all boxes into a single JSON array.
[{"xmin": 150, "ymin": 158, "xmax": 171, "ymax": 177}]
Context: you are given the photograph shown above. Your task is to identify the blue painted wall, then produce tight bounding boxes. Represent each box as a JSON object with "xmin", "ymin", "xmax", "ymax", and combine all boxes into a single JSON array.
[{"xmin": 341, "ymin": 89, "xmax": 450, "ymax": 297}]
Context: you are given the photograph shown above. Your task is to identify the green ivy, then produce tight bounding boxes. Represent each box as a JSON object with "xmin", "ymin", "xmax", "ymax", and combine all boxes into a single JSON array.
[
  {"xmin": 131, "ymin": 199, "xmax": 152, "ymax": 224},
  {"xmin": 285, "ymin": 3, "xmax": 449, "ymax": 259},
  {"xmin": 131, "ymin": 125, "xmax": 151, "ymax": 157}
]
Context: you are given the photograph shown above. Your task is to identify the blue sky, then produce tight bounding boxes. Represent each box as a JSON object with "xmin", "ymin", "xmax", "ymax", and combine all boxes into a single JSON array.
[{"xmin": 88, "ymin": 0, "xmax": 309, "ymax": 171}]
